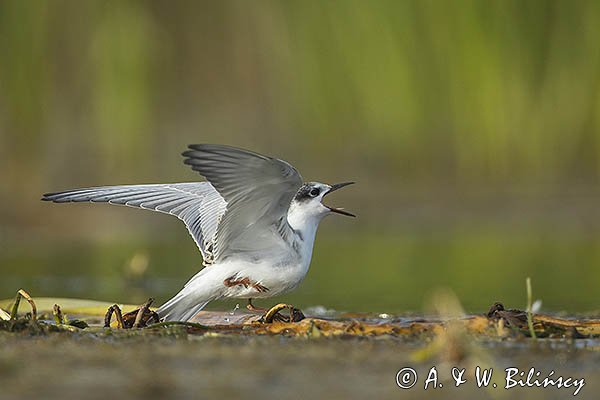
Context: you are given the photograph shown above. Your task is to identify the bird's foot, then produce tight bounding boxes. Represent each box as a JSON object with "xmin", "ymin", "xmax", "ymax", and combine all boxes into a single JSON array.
[
  {"xmin": 246, "ymin": 298, "xmax": 268, "ymax": 313},
  {"xmin": 259, "ymin": 303, "xmax": 305, "ymax": 323}
]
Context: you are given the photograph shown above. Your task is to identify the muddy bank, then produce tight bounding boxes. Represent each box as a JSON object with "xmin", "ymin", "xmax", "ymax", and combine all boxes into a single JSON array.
[
  {"xmin": 2, "ymin": 293, "xmax": 600, "ymax": 399},
  {"xmin": 1, "ymin": 331, "xmax": 599, "ymax": 400}
]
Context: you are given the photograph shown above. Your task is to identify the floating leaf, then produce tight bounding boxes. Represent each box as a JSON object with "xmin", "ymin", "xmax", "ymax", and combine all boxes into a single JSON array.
[{"xmin": 0, "ymin": 297, "xmax": 144, "ymax": 317}]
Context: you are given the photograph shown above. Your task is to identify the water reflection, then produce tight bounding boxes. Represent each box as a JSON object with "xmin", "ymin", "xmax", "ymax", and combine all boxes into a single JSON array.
[{"xmin": 2, "ymin": 230, "xmax": 599, "ymax": 313}]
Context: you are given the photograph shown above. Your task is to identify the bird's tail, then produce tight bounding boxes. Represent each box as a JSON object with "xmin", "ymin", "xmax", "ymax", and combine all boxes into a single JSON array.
[{"xmin": 157, "ymin": 289, "xmax": 210, "ymax": 322}]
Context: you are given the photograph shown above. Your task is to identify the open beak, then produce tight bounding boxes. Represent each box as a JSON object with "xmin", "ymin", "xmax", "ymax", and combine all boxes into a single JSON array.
[{"xmin": 324, "ymin": 182, "xmax": 356, "ymax": 217}]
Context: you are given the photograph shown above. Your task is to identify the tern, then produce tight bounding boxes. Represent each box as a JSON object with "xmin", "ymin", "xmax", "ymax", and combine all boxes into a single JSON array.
[{"xmin": 42, "ymin": 144, "xmax": 355, "ymax": 321}]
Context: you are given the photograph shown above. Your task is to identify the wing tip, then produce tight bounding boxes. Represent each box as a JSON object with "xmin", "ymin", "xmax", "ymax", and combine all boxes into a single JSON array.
[
  {"xmin": 41, "ymin": 192, "xmax": 58, "ymax": 202},
  {"xmin": 184, "ymin": 143, "xmax": 260, "ymax": 157},
  {"xmin": 187, "ymin": 143, "xmax": 204, "ymax": 151},
  {"xmin": 41, "ymin": 190, "xmax": 79, "ymax": 203},
  {"xmin": 185, "ymin": 144, "xmax": 222, "ymax": 153}
]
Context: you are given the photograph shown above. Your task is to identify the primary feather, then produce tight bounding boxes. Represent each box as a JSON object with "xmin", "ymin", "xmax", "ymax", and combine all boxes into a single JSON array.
[{"xmin": 42, "ymin": 182, "xmax": 226, "ymax": 261}]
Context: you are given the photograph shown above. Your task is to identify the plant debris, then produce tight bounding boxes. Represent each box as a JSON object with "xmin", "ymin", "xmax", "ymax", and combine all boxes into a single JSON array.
[
  {"xmin": 2, "ymin": 290, "xmax": 599, "ymax": 339},
  {"xmin": 486, "ymin": 302, "xmax": 599, "ymax": 338},
  {"xmin": 104, "ymin": 298, "xmax": 160, "ymax": 328},
  {"xmin": 0, "ymin": 289, "xmax": 90, "ymax": 333}
]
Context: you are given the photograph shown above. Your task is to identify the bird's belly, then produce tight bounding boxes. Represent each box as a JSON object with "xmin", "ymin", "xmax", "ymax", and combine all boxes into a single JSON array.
[{"xmin": 220, "ymin": 258, "xmax": 309, "ymax": 299}]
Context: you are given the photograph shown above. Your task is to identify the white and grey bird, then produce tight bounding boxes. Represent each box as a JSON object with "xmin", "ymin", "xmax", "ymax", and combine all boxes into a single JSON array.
[{"xmin": 42, "ymin": 144, "xmax": 355, "ymax": 321}]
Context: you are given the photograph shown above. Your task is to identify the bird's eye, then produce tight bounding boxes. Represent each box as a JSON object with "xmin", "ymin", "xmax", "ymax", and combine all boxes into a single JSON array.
[{"xmin": 309, "ymin": 188, "xmax": 320, "ymax": 197}]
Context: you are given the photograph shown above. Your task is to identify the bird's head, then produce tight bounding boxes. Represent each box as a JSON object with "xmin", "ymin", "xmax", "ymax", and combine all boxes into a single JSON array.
[{"xmin": 289, "ymin": 182, "xmax": 355, "ymax": 222}]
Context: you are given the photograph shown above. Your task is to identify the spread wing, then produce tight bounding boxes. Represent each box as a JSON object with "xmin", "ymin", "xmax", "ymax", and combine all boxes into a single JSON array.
[
  {"xmin": 41, "ymin": 182, "xmax": 226, "ymax": 260},
  {"xmin": 182, "ymin": 144, "xmax": 303, "ymax": 261}
]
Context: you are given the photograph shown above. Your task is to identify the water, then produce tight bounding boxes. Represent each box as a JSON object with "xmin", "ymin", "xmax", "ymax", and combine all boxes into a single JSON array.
[
  {"xmin": 2, "ymin": 229, "xmax": 599, "ymax": 314},
  {"xmin": 1, "ymin": 332, "xmax": 598, "ymax": 400}
]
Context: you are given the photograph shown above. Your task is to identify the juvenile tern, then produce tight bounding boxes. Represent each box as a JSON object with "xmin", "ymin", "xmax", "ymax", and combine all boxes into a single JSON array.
[{"xmin": 42, "ymin": 144, "xmax": 355, "ymax": 321}]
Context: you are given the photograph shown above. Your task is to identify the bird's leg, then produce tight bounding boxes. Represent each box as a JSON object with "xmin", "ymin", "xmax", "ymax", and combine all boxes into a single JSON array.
[
  {"xmin": 261, "ymin": 303, "xmax": 305, "ymax": 323},
  {"xmin": 246, "ymin": 298, "xmax": 268, "ymax": 312}
]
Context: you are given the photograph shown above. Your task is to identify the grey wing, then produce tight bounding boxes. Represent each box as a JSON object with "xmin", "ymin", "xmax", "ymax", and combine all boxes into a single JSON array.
[
  {"xmin": 42, "ymin": 182, "xmax": 226, "ymax": 260},
  {"xmin": 183, "ymin": 144, "xmax": 303, "ymax": 261}
]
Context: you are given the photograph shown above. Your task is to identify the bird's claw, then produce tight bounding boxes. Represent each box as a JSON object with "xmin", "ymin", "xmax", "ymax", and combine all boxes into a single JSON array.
[{"xmin": 246, "ymin": 298, "xmax": 267, "ymax": 312}]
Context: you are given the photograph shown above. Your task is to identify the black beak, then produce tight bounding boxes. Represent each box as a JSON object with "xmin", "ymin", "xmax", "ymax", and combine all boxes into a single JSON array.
[
  {"xmin": 324, "ymin": 182, "xmax": 356, "ymax": 217},
  {"xmin": 328, "ymin": 181, "xmax": 355, "ymax": 193}
]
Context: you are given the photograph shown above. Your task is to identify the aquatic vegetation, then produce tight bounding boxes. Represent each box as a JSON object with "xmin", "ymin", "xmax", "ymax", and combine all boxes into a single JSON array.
[{"xmin": 2, "ymin": 289, "xmax": 599, "ymax": 341}]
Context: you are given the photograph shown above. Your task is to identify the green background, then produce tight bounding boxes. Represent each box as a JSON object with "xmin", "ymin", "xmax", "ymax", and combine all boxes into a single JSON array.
[{"xmin": 2, "ymin": 0, "xmax": 600, "ymax": 313}]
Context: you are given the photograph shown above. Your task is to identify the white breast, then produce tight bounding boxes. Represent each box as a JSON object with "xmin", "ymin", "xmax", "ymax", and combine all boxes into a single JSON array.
[{"xmin": 191, "ymin": 201, "xmax": 326, "ymax": 301}]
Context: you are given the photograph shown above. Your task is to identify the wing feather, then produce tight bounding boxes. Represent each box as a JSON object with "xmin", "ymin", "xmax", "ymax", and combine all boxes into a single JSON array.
[
  {"xmin": 42, "ymin": 144, "xmax": 301, "ymax": 265},
  {"xmin": 182, "ymin": 144, "xmax": 303, "ymax": 261},
  {"xmin": 42, "ymin": 182, "xmax": 226, "ymax": 259}
]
